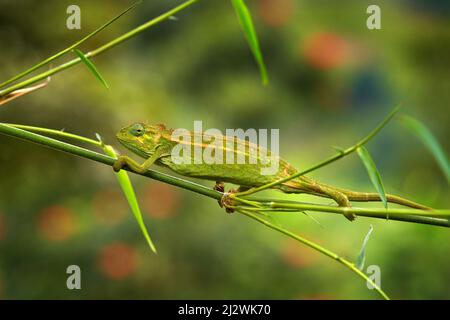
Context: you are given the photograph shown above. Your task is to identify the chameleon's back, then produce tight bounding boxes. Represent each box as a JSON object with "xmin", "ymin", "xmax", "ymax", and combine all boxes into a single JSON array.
[{"xmin": 158, "ymin": 130, "xmax": 298, "ymax": 188}]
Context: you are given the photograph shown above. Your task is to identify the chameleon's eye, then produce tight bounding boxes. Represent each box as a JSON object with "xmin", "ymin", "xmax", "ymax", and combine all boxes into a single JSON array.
[{"xmin": 130, "ymin": 123, "xmax": 145, "ymax": 137}]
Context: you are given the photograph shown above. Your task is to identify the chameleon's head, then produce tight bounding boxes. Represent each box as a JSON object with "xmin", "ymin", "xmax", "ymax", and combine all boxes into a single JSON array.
[{"xmin": 116, "ymin": 123, "xmax": 166, "ymax": 158}]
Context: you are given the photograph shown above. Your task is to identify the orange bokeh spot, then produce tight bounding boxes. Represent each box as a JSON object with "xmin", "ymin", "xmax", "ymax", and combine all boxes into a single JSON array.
[
  {"xmin": 280, "ymin": 238, "xmax": 318, "ymax": 268},
  {"xmin": 37, "ymin": 205, "xmax": 75, "ymax": 242},
  {"xmin": 92, "ymin": 188, "xmax": 128, "ymax": 225},
  {"xmin": 302, "ymin": 32, "xmax": 349, "ymax": 70},
  {"xmin": 97, "ymin": 242, "xmax": 139, "ymax": 280},
  {"xmin": 141, "ymin": 183, "xmax": 180, "ymax": 219},
  {"xmin": 259, "ymin": 0, "xmax": 294, "ymax": 27}
]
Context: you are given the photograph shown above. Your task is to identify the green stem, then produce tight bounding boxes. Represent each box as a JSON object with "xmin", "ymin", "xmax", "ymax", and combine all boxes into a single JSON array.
[
  {"xmin": 233, "ymin": 202, "xmax": 450, "ymax": 227},
  {"xmin": 7, "ymin": 124, "xmax": 102, "ymax": 147},
  {"xmin": 0, "ymin": 123, "xmax": 220, "ymax": 199},
  {"xmin": 237, "ymin": 106, "xmax": 401, "ymax": 197},
  {"xmin": 0, "ymin": 0, "xmax": 199, "ymax": 97},
  {"xmin": 238, "ymin": 209, "xmax": 390, "ymax": 300}
]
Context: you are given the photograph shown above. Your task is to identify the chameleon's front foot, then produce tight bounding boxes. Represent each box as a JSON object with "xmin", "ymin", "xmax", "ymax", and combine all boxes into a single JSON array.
[
  {"xmin": 113, "ymin": 157, "xmax": 126, "ymax": 172},
  {"xmin": 113, "ymin": 155, "xmax": 148, "ymax": 174},
  {"xmin": 213, "ymin": 182, "xmax": 237, "ymax": 213}
]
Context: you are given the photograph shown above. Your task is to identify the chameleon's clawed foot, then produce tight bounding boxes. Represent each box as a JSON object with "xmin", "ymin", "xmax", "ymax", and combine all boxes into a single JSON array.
[
  {"xmin": 221, "ymin": 189, "xmax": 238, "ymax": 213},
  {"xmin": 113, "ymin": 158, "xmax": 126, "ymax": 172},
  {"xmin": 113, "ymin": 156, "xmax": 149, "ymax": 174}
]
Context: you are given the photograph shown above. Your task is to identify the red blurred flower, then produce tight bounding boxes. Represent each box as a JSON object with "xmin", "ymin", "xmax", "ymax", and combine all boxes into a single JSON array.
[
  {"xmin": 37, "ymin": 205, "xmax": 75, "ymax": 242},
  {"xmin": 302, "ymin": 32, "xmax": 349, "ymax": 69},
  {"xmin": 259, "ymin": 0, "xmax": 294, "ymax": 27},
  {"xmin": 97, "ymin": 242, "xmax": 139, "ymax": 280},
  {"xmin": 280, "ymin": 238, "xmax": 318, "ymax": 268},
  {"xmin": 141, "ymin": 183, "xmax": 180, "ymax": 219},
  {"xmin": 92, "ymin": 188, "xmax": 128, "ymax": 226}
]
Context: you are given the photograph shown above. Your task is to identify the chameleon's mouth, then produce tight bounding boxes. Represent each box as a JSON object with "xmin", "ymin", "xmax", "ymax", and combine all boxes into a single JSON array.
[{"xmin": 116, "ymin": 134, "xmax": 150, "ymax": 159}]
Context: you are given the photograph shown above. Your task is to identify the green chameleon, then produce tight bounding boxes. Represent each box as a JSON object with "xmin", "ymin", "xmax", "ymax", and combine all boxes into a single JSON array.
[{"xmin": 113, "ymin": 122, "xmax": 430, "ymax": 221}]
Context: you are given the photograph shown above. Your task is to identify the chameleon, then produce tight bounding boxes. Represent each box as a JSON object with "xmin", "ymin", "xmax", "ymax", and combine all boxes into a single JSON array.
[{"xmin": 113, "ymin": 122, "xmax": 431, "ymax": 221}]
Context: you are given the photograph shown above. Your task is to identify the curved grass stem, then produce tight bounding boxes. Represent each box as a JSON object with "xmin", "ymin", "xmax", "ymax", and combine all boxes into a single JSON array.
[{"xmin": 237, "ymin": 209, "xmax": 390, "ymax": 300}]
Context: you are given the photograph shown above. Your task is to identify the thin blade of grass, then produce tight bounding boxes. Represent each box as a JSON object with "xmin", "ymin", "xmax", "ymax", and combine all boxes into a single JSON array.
[
  {"xmin": 356, "ymin": 225, "xmax": 373, "ymax": 270},
  {"xmin": 103, "ymin": 145, "xmax": 157, "ymax": 254},
  {"xmin": 357, "ymin": 146, "xmax": 388, "ymax": 208},
  {"xmin": 230, "ymin": 0, "xmax": 268, "ymax": 85},
  {"xmin": 73, "ymin": 49, "xmax": 109, "ymax": 89},
  {"xmin": 400, "ymin": 115, "xmax": 450, "ymax": 183},
  {"xmin": 0, "ymin": 0, "xmax": 141, "ymax": 89}
]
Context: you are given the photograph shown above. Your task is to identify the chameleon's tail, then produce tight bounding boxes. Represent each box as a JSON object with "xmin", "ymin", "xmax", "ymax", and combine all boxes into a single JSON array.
[
  {"xmin": 280, "ymin": 178, "xmax": 431, "ymax": 221},
  {"xmin": 343, "ymin": 190, "xmax": 431, "ymax": 210},
  {"xmin": 324, "ymin": 184, "xmax": 432, "ymax": 210}
]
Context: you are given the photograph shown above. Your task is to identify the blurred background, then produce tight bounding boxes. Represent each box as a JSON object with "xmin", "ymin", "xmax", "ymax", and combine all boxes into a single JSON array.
[{"xmin": 0, "ymin": 0, "xmax": 449, "ymax": 299}]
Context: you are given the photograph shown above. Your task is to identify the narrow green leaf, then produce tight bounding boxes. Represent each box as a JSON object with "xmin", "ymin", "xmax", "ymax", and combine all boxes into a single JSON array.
[
  {"xmin": 356, "ymin": 225, "xmax": 373, "ymax": 270},
  {"xmin": 230, "ymin": 0, "xmax": 268, "ymax": 85},
  {"xmin": 103, "ymin": 145, "xmax": 157, "ymax": 254},
  {"xmin": 73, "ymin": 49, "xmax": 109, "ymax": 89},
  {"xmin": 357, "ymin": 146, "xmax": 388, "ymax": 209},
  {"xmin": 400, "ymin": 115, "xmax": 450, "ymax": 184}
]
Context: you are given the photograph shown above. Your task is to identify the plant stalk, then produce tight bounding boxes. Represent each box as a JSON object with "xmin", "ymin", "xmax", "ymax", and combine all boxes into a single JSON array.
[
  {"xmin": 0, "ymin": 123, "xmax": 448, "ymax": 228},
  {"xmin": 0, "ymin": 0, "xmax": 199, "ymax": 97}
]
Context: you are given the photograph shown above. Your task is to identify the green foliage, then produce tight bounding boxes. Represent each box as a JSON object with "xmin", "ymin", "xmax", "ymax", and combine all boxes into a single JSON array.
[
  {"xmin": 356, "ymin": 225, "xmax": 374, "ymax": 270},
  {"xmin": 230, "ymin": 0, "xmax": 268, "ymax": 85},
  {"xmin": 357, "ymin": 146, "xmax": 388, "ymax": 209},
  {"xmin": 400, "ymin": 115, "xmax": 450, "ymax": 184},
  {"xmin": 73, "ymin": 49, "xmax": 109, "ymax": 89},
  {"xmin": 102, "ymin": 145, "xmax": 157, "ymax": 254},
  {"xmin": 0, "ymin": 0, "xmax": 448, "ymax": 300}
]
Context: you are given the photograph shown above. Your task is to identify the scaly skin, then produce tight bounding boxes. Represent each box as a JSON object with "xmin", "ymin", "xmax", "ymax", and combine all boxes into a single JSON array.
[{"xmin": 113, "ymin": 123, "xmax": 431, "ymax": 221}]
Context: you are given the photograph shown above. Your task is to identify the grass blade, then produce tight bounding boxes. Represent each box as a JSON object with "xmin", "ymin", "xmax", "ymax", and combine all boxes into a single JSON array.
[
  {"xmin": 103, "ymin": 145, "xmax": 157, "ymax": 254},
  {"xmin": 0, "ymin": 81, "xmax": 48, "ymax": 106},
  {"xmin": 73, "ymin": 49, "xmax": 109, "ymax": 89},
  {"xmin": 0, "ymin": 0, "xmax": 141, "ymax": 89},
  {"xmin": 400, "ymin": 115, "xmax": 450, "ymax": 183},
  {"xmin": 230, "ymin": 0, "xmax": 268, "ymax": 85},
  {"xmin": 357, "ymin": 146, "xmax": 388, "ymax": 208},
  {"xmin": 356, "ymin": 225, "xmax": 373, "ymax": 270}
]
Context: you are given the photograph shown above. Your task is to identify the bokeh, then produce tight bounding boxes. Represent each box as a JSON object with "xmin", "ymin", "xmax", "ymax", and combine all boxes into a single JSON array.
[{"xmin": 0, "ymin": 0, "xmax": 449, "ymax": 299}]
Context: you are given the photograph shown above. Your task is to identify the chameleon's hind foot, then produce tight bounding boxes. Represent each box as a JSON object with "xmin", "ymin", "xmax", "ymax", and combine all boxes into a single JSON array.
[
  {"xmin": 221, "ymin": 189, "xmax": 237, "ymax": 213},
  {"xmin": 213, "ymin": 181, "xmax": 225, "ymax": 193},
  {"xmin": 213, "ymin": 182, "xmax": 237, "ymax": 213}
]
